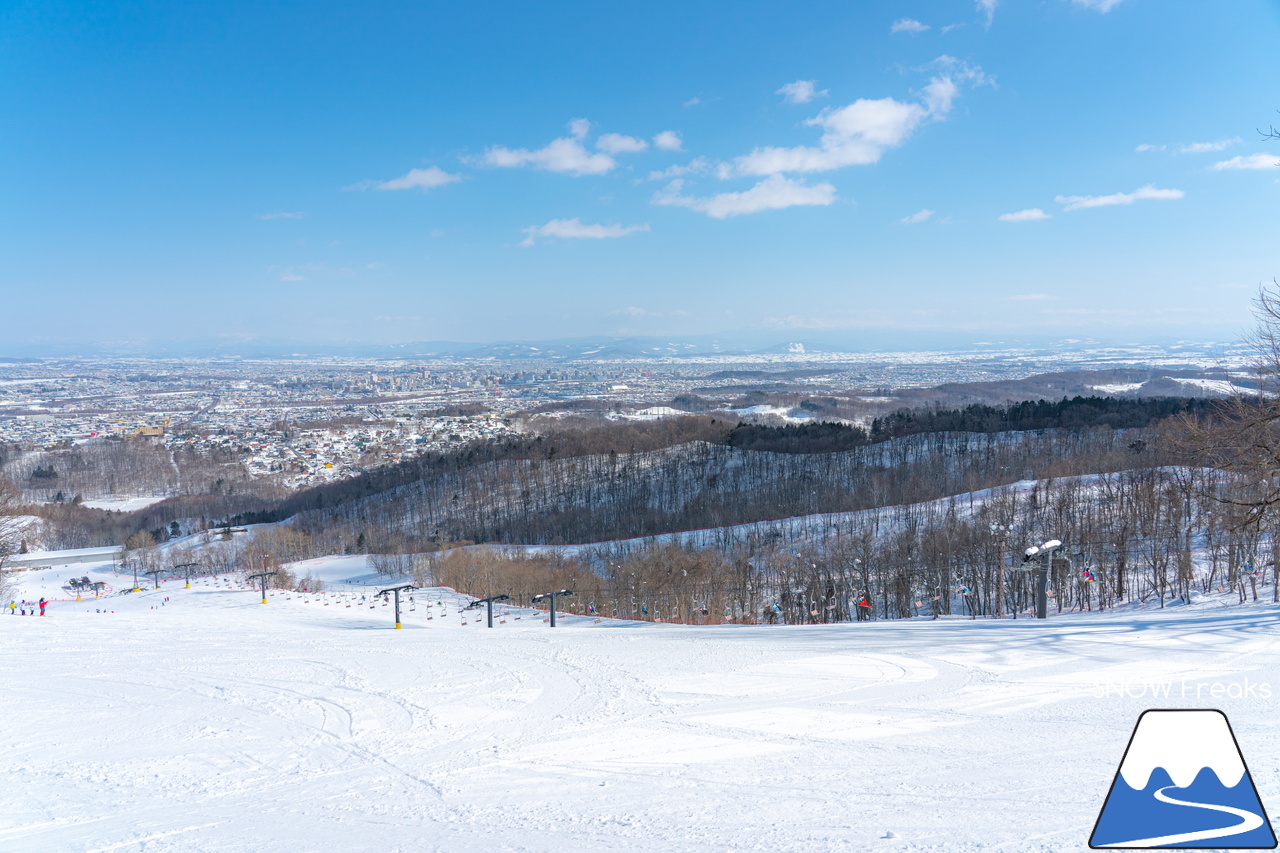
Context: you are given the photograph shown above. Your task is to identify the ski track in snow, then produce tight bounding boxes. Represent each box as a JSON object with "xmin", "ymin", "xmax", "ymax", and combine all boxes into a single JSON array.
[{"xmin": 2, "ymin": 562, "xmax": 1279, "ymax": 852}]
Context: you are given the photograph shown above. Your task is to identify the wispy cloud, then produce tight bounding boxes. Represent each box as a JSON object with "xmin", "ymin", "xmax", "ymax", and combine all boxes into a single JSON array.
[
  {"xmin": 1211, "ymin": 153, "xmax": 1280, "ymax": 171},
  {"xmin": 520, "ymin": 218, "xmax": 649, "ymax": 247},
  {"xmin": 347, "ymin": 166, "xmax": 462, "ymax": 192},
  {"xmin": 1055, "ymin": 184, "xmax": 1184, "ymax": 211},
  {"xmin": 481, "ymin": 119, "xmax": 617, "ymax": 176},
  {"xmin": 596, "ymin": 133, "xmax": 648, "ymax": 154},
  {"xmin": 609, "ymin": 306, "xmax": 691, "ymax": 319},
  {"xmin": 728, "ymin": 58, "xmax": 988, "ymax": 177},
  {"xmin": 891, "ymin": 18, "xmax": 930, "ymax": 34},
  {"xmin": 776, "ymin": 80, "xmax": 829, "ymax": 105},
  {"xmin": 976, "ymin": 0, "xmax": 997, "ymax": 27},
  {"xmin": 1138, "ymin": 138, "xmax": 1241, "ymax": 155},
  {"xmin": 998, "ymin": 208, "xmax": 1050, "ymax": 222},
  {"xmin": 257, "ymin": 211, "xmax": 305, "ymax": 220},
  {"xmin": 683, "ymin": 97, "xmax": 702, "ymax": 108},
  {"xmin": 1179, "ymin": 137, "xmax": 1241, "ymax": 154},
  {"xmin": 1008, "ymin": 293, "xmax": 1055, "ymax": 301},
  {"xmin": 271, "ymin": 262, "xmax": 353, "ymax": 282},
  {"xmin": 1070, "ymin": 0, "xmax": 1124, "ymax": 11},
  {"xmin": 653, "ymin": 175, "xmax": 836, "ymax": 218},
  {"xmin": 899, "ymin": 209, "xmax": 934, "ymax": 224},
  {"xmin": 648, "ymin": 157, "xmax": 710, "ymax": 181},
  {"xmin": 653, "ymin": 130, "xmax": 683, "ymax": 151}
]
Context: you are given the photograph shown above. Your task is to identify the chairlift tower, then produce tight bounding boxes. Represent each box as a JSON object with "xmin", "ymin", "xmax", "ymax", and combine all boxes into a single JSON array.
[
  {"xmin": 530, "ymin": 589, "xmax": 574, "ymax": 627},
  {"xmin": 1023, "ymin": 539, "xmax": 1062, "ymax": 619},
  {"xmin": 143, "ymin": 568, "xmax": 165, "ymax": 590},
  {"xmin": 377, "ymin": 584, "xmax": 417, "ymax": 629},
  {"xmin": 172, "ymin": 562, "xmax": 199, "ymax": 589},
  {"xmin": 246, "ymin": 572, "xmax": 278, "ymax": 605},
  {"xmin": 465, "ymin": 594, "xmax": 511, "ymax": 628}
]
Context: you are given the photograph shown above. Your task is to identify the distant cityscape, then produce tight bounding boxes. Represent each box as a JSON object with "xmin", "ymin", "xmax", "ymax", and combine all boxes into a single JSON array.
[{"xmin": 0, "ymin": 341, "xmax": 1253, "ymax": 491}]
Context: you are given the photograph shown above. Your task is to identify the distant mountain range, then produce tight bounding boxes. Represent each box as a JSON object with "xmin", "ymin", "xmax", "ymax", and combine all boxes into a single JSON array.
[{"xmin": 0, "ymin": 330, "xmax": 1245, "ymax": 361}]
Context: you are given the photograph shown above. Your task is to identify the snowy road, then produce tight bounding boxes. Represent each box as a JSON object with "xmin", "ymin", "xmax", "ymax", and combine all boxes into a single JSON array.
[{"xmin": 3, "ymin": 566, "xmax": 1279, "ymax": 852}]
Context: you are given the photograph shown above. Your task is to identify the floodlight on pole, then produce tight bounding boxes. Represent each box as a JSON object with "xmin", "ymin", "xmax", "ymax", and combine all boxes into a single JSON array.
[
  {"xmin": 465, "ymin": 594, "xmax": 512, "ymax": 628},
  {"xmin": 1022, "ymin": 539, "xmax": 1063, "ymax": 619},
  {"xmin": 246, "ymin": 572, "xmax": 278, "ymax": 605},
  {"xmin": 530, "ymin": 589, "xmax": 574, "ymax": 627},
  {"xmin": 377, "ymin": 584, "xmax": 417, "ymax": 629},
  {"xmin": 172, "ymin": 562, "xmax": 199, "ymax": 589}
]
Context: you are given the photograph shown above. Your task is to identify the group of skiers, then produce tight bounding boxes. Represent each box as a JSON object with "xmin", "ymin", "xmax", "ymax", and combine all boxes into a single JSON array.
[{"xmin": 8, "ymin": 598, "xmax": 48, "ymax": 616}]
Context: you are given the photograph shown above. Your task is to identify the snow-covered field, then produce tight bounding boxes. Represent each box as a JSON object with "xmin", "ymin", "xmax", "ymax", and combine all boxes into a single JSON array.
[{"xmin": 3, "ymin": 560, "xmax": 1278, "ymax": 852}]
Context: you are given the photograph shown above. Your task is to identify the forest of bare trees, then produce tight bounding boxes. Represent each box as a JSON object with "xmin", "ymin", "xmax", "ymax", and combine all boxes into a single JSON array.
[{"xmin": 385, "ymin": 461, "xmax": 1274, "ymax": 625}]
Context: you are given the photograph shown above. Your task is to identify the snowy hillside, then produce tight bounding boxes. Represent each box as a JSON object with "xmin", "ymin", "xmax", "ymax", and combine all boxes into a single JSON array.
[{"xmin": 3, "ymin": 558, "xmax": 1278, "ymax": 852}]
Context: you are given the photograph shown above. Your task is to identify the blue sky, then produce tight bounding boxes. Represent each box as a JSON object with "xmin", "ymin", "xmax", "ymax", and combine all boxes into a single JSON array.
[{"xmin": 3, "ymin": 0, "xmax": 1279, "ymax": 349}]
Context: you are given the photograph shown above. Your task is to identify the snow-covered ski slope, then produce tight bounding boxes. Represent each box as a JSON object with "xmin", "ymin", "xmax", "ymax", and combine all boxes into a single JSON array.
[{"xmin": 3, "ymin": 561, "xmax": 1279, "ymax": 852}]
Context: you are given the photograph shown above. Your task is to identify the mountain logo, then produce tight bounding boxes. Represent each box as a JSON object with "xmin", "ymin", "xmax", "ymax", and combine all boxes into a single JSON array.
[{"xmin": 1090, "ymin": 709, "xmax": 1277, "ymax": 849}]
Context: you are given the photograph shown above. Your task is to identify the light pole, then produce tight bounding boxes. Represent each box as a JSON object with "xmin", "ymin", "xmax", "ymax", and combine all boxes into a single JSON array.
[
  {"xmin": 246, "ymin": 572, "xmax": 278, "ymax": 605},
  {"xmin": 172, "ymin": 562, "xmax": 199, "ymax": 589},
  {"xmin": 377, "ymin": 584, "xmax": 417, "ymax": 629},
  {"xmin": 530, "ymin": 589, "xmax": 574, "ymax": 627},
  {"xmin": 465, "ymin": 594, "xmax": 511, "ymax": 628},
  {"xmin": 1023, "ymin": 539, "xmax": 1062, "ymax": 619}
]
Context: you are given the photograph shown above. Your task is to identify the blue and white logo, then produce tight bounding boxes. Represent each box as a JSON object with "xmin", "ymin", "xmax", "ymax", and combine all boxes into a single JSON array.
[{"xmin": 1091, "ymin": 709, "xmax": 1277, "ymax": 849}]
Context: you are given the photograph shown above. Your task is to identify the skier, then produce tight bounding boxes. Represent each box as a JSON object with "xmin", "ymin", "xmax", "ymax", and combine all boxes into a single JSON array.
[
  {"xmin": 7, "ymin": 601, "xmax": 13, "ymax": 615},
  {"xmin": 38, "ymin": 598, "xmax": 47, "ymax": 617}
]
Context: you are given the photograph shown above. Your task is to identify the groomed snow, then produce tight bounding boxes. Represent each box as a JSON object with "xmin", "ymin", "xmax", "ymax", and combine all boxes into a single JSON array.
[{"xmin": 3, "ymin": 561, "xmax": 1278, "ymax": 852}]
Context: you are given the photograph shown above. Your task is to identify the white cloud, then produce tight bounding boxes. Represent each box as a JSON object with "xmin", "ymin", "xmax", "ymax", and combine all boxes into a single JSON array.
[
  {"xmin": 1055, "ymin": 184, "xmax": 1185, "ymax": 211},
  {"xmin": 1071, "ymin": 0, "xmax": 1124, "ymax": 11},
  {"xmin": 648, "ymin": 157, "xmax": 710, "ymax": 181},
  {"xmin": 258, "ymin": 211, "xmax": 305, "ymax": 220},
  {"xmin": 998, "ymin": 208, "xmax": 1050, "ymax": 222},
  {"xmin": 519, "ymin": 218, "xmax": 649, "ymax": 247},
  {"xmin": 482, "ymin": 120, "xmax": 617, "ymax": 176},
  {"xmin": 683, "ymin": 97, "xmax": 702, "ymax": 108},
  {"xmin": 729, "ymin": 58, "xmax": 987, "ymax": 177},
  {"xmin": 891, "ymin": 18, "xmax": 930, "ymax": 34},
  {"xmin": 652, "ymin": 175, "xmax": 836, "ymax": 219},
  {"xmin": 776, "ymin": 80, "xmax": 829, "ymax": 105},
  {"xmin": 653, "ymin": 130, "xmax": 683, "ymax": 151},
  {"xmin": 976, "ymin": 0, "xmax": 997, "ymax": 27},
  {"xmin": 365, "ymin": 166, "xmax": 462, "ymax": 192},
  {"xmin": 609, "ymin": 306, "xmax": 691, "ymax": 319},
  {"xmin": 1180, "ymin": 137, "xmax": 1241, "ymax": 154},
  {"xmin": 899, "ymin": 209, "xmax": 934, "ymax": 224},
  {"xmin": 1135, "ymin": 143, "xmax": 1165, "ymax": 153},
  {"xmin": 1211, "ymin": 153, "xmax": 1280, "ymax": 171},
  {"xmin": 597, "ymin": 133, "xmax": 648, "ymax": 154},
  {"xmin": 1008, "ymin": 293, "xmax": 1055, "ymax": 301}
]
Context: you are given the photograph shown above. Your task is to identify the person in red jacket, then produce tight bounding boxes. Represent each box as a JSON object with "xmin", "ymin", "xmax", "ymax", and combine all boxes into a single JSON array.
[{"xmin": 38, "ymin": 598, "xmax": 47, "ymax": 617}]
